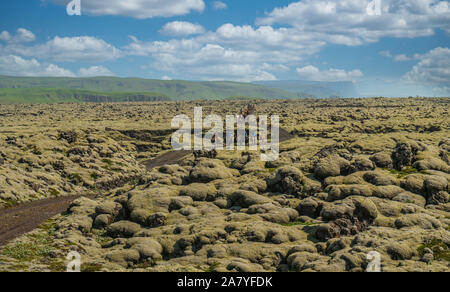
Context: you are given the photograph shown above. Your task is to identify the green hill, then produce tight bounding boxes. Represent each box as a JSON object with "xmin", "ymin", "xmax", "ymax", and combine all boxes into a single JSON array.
[
  {"xmin": 225, "ymin": 96, "xmax": 262, "ymax": 100},
  {"xmin": 0, "ymin": 76, "xmax": 307, "ymax": 102},
  {"xmin": 0, "ymin": 88, "xmax": 170, "ymax": 104}
]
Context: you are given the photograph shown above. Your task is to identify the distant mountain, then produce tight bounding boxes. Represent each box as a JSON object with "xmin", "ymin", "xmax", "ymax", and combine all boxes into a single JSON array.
[
  {"xmin": 253, "ymin": 80, "xmax": 359, "ymax": 98},
  {"xmin": 0, "ymin": 88, "xmax": 170, "ymax": 104},
  {"xmin": 0, "ymin": 76, "xmax": 308, "ymax": 102}
]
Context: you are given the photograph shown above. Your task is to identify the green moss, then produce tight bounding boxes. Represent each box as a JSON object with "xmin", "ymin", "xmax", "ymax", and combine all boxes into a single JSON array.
[
  {"xmin": 102, "ymin": 159, "xmax": 113, "ymax": 166},
  {"xmin": 223, "ymin": 161, "xmax": 231, "ymax": 168},
  {"xmin": 81, "ymin": 263, "xmax": 103, "ymax": 273},
  {"xmin": 101, "ymin": 159, "xmax": 124, "ymax": 173},
  {"xmin": 48, "ymin": 188, "xmax": 60, "ymax": 197},
  {"xmin": 133, "ymin": 262, "xmax": 154, "ymax": 270},
  {"xmin": 1, "ymin": 199, "xmax": 19, "ymax": 208},
  {"xmin": 31, "ymin": 145, "xmax": 42, "ymax": 155},
  {"xmin": 69, "ymin": 173, "xmax": 84, "ymax": 185},
  {"xmin": 417, "ymin": 238, "xmax": 450, "ymax": 262},
  {"xmin": 1, "ymin": 241, "xmax": 54, "ymax": 262},
  {"xmin": 279, "ymin": 222, "xmax": 319, "ymax": 227},
  {"xmin": 48, "ymin": 261, "xmax": 66, "ymax": 272},
  {"xmin": 203, "ymin": 262, "xmax": 220, "ymax": 272},
  {"xmin": 64, "ymin": 241, "xmax": 76, "ymax": 247},
  {"xmin": 10, "ymin": 263, "xmax": 30, "ymax": 272},
  {"xmin": 92, "ymin": 229, "xmax": 113, "ymax": 245},
  {"xmin": 267, "ymin": 167, "xmax": 277, "ymax": 173},
  {"xmin": 39, "ymin": 219, "xmax": 58, "ymax": 235},
  {"xmin": 0, "ymin": 219, "xmax": 60, "ymax": 262},
  {"xmin": 90, "ymin": 172, "xmax": 99, "ymax": 180},
  {"xmin": 383, "ymin": 166, "xmax": 424, "ymax": 178}
]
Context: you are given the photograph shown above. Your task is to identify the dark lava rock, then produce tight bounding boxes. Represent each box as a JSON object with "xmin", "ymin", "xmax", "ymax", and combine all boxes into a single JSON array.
[
  {"xmin": 392, "ymin": 143, "xmax": 414, "ymax": 170},
  {"xmin": 194, "ymin": 150, "xmax": 218, "ymax": 159}
]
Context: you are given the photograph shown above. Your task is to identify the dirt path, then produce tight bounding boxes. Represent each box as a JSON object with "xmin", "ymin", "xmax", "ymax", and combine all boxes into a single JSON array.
[
  {"xmin": 279, "ymin": 128, "xmax": 295, "ymax": 143},
  {"xmin": 0, "ymin": 195, "xmax": 90, "ymax": 247},
  {"xmin": 143, "ymin": 150, "xmax": 193, "ymax": 171},
  {"xmin": 142, "ymin": 128, "xmax": 295, "ymax": 171}
]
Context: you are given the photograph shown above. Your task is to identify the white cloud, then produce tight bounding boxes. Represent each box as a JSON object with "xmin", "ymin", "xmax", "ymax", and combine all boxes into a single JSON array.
[
  {"xmin": 161, "ymin": 76, "xmax": 172, "ymax": 80},
  {"xmin": 79, "ymin": 66, "xmax": 114, "ymax": 77},
  {"xmin": 0, "ymin": 31, "xmax": 11, "ymax": 42},
  {"xmin": 0, "ymin": 55, "xmax": 116, "ymax": 78},
  {"xmin": 403, "ymin": 47, "xmax": 450, "ymax": 85},
  {"xmin": 128, "ymin": 38, "xmax": 279, "ymax": 81},
  {"xmin": 432, "ymin": 86, "xmax": 450, "ymax": 95},
  {"xmin": 1, "ymin": 36, "xmax": 121, "ymax": 62},
  {"xmin": 379, "ymin": 50, "xmax": 392, "ymax": 57},
  {"xmin": 45, "ymin": 0, "xmax": 205, "ymax": 19},
  {"xmin": 0, "ymin": 55, "xmax": 75, "ymax": 77},
  {"xmin": 5, "ymin": 1, "xmax": 448, "ymax": 83},
  {"xmin": 296, "ymin": 65, "xmax": 363, "ymax": 82},
  {"xmin": 125, "ymin": 35, "xmax": 286, "ymax": 82},
  {"xmin": 0, "ymin": 28, "xmax": 35, "ymax": 43},
  {"xmin": 42, "ymin": 64, "xmax": 76, "ymax": 77},
  {"xmin": 124, "ymin": 0, "xmax": 450, "ymax": 82},
  {"xmin": 261, "ymin": 63, "xmax": 290, "ymax": 72},
  {"xmin": 14, "ymin": 28, "xmax": 36, "ymax": 43},
  {"xmin": 380, "ymin": 50, "xmax": 422, "ymax": 62},
  {"xmin": 212, "ymin": 1, "xmax": 227, "ymax": 10},
  {"xmin": 257, "ymin": 0, "xmax": 450, "ymax": 46},
  {"xmin": 33, "ymin": 36, "xmax": 121, "ymax": 62},
  {"xmin": 129, "ymin": 23, "xmax": 323, "ymax": 62},
  {"xmin": 160, "ymin": 21, "xmax": 205, "ymax": 37},
  {"xmin": 394, "ymin": 54, "xmax": 412, "ymax": 62},
  {"xmin": 125, "ymin": 23, "xmax": 325, "ymax": 81}
]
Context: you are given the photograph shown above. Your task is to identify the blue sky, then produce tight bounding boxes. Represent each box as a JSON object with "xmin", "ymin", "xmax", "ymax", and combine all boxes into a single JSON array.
[{"xmin": 0, "ymin": 0, "xmax": 449, "ymax": 96}]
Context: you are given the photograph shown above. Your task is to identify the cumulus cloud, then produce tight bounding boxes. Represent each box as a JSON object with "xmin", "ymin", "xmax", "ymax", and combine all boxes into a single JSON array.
[
  {"xmin": 32, "ymin": 36, "xmax": 121, "ymax": 62},
  {"xmin": 160, "ymin": 21, "xmax": 205, "ymax": 37},
  {"xmin": 379, "ymin": 50, "xmax": 392, "ymax": 58},
  {"xmin": 0, "ymin": 32, "xmax": 11, "ymax": 42},
  {"xmin": 394, "ymin": 54, "xmax": 412, "ymax": 62},
  {"xmin": 45, "ymin": 0, "xmax": 205, "ymax": 19},
  {"xmin": 125, "ymin": 23, "xmax": 325, "ymax": 81},
  {"xmin": 212, "ymin": 1, "xmax": 227, "ymax": 10},
  {"xmin": 127, "ymin": 38, "xmax": 278, "ymax": 82},
  {"xmin": 296, "ymin": 66, "xmax": 363, "ymax": 82},
  {"xmin": 261, "ymin": 63, "xmax": 290, "ymax": 72},
  {"xmin": 5, "ymin": 1, "xmax": 450, "ymax": 82},
  {"xmin": 0, "ymin": 55, "xmax": 75, "ymax": 77},
  {"xmin": 124, "ymin": 0, "xmax": 450, "ymax": 82},
  {"xmin": 131, "ymin": 23, "xmax": 322, "ymax": 63},
  {"xmin": 1, "ymin": 36, "xmax": 121, "ymax": 62},
  {"xmin": 78, "ymin": 66, "xmax": 114, "ymax": 77},
  {"xmin": 403, "ymin": 47, "xmax": 450, "ymax": 85},
  {"xmin": 0, "ymin": 55, "xmax": 117, "ymax": 78},
  {"xmin": 432, "ymin": 86, "xmax": 450, "ymax": 95},
  {"xmin": 257, "ymin": 0, "xmax": 450, "ymax": 46},
  {"xmin": 379, "ymin": 50, "xmax": 422, "ymax": 62},
  {"xmin": 0, "ymin": 28, "xmax": 35, "ymax": 43},
  {"xmin": 212, "ymin": 24, "xmax": 321, "ymax": 52}
]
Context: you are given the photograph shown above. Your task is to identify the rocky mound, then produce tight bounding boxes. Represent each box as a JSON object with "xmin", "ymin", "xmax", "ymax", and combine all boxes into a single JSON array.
[{"xmin": 0, "ymin": 98, "xmax": 448, "ymax": 272}]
